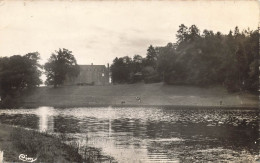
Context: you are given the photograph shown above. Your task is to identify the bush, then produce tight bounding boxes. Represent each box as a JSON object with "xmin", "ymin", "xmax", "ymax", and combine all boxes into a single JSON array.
[{"xmin": 144, "ymin": 74, "xmax": 161, "ymax": 83}]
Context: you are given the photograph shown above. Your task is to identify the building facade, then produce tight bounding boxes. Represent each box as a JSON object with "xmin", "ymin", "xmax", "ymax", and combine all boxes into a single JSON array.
[{"xmin": 65, "ymin": 64, "xmax": 110, "ymax": 85}]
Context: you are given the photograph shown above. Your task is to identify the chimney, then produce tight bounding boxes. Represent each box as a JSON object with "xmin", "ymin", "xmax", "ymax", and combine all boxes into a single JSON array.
[
  {"xmin": 91, "ymin": 63, "xmax": 93, "ymax": 65},
  {"xmin": 107, "ymin": 63, "xmax": 109, "ymax": 69}
]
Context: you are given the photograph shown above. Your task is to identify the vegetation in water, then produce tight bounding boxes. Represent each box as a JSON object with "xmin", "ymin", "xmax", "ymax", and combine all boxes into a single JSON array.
[{"xmin": 0, "ymin": 124, "xmax": 115, "ymax": 162}]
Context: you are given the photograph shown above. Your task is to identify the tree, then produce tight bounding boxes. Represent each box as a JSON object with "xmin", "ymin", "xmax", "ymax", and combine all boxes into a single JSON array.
[
  {"xmin": 132, "ymin": 54, "xmax": 143, "ymax": 73},
  {"xmin": 23, "ymin": 52, "xmax": 43, "ymax": 88},
  {"xmin": 242, "ymin": 30, "xmax": 259, "ymax": 91},
  {"xmin": 0, "ymin": 52, "xmax": 42, "ymax": 104},
  {"xmin": 176, "ymin": 24, "xmax": 188, "ymax": 44},
  {"xmin": 44, "ymin": 48, "xmax": 80, "ymax": 88},
  {"xmin": 110, "ymin": 24, "xmax": 258, "ymax": 92},
  {"xmin": 145, "ymin": 45, "xmax": 157, "ymax": 69},
  {"xmin": 157, "ymin": 43, "xmax": 177, "ymax": 82},
  {"xmin": 110, "ymin": 56, "xmax": 133, "ymax": 83},
  {"xmin": 156, "ymin": 24, "xmax": 258, "ymax": 91},
  {"xmin": 187, "ymin": 25, "xmax": 200, "ymax": 42}
]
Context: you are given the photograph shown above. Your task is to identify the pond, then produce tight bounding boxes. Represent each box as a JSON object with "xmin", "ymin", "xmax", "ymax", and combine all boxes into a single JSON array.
[{"xmin": 0, "ymin": 106, "xmax": 258, "ymax": 162}]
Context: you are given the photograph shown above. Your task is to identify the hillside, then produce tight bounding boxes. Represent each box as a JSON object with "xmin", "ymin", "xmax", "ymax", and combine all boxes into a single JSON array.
[{"xmin": 19, "ymin": 83, "xmax": 258, "ymax": 108}]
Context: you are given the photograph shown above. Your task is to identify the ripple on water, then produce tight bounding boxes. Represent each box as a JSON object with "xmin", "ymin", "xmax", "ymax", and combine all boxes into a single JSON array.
[{"xmin": 0, "ymin": 106, "xmax": 258, "ymax": 162}]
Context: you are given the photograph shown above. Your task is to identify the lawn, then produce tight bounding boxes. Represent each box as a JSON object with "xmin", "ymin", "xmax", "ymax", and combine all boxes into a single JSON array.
[{"xmin": 20, "ymin": 83, "xmax": 258, "ymax": 108}]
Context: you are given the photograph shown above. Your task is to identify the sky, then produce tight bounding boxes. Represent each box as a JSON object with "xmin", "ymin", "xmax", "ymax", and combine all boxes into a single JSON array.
[{"xmin": 0, "ymin": 0, "xmax": 258, "ymax": 66}]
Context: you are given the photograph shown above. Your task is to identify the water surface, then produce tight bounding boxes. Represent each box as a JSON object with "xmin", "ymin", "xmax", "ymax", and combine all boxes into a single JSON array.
[{"xmin": 0, "ymin": 106, "xmax": 258, "ymax": 162}]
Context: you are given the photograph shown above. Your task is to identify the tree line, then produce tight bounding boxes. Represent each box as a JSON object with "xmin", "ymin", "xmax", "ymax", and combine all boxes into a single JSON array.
[
  {"xmin": 0, "ymin": 48, "xmax": 79, "ymax": 107},
  {"xmin": 0, "ymin": 24, "xmax": 258, "ymax": 107},
  {"xmin": 111, "ymin": 24, "xmax": 258, "ymax": 92}
]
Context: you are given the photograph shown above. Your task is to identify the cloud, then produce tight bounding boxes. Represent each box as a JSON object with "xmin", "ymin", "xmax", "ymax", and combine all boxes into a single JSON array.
[{"xmin": 0, "ymin": 0, "xmax": 258, "ymax": 66}]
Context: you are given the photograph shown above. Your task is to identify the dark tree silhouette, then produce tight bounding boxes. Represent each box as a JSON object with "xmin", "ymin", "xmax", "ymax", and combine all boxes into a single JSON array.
[
  {"xmin": 145, "ymin": 45, "xmax": 158, "ymax": 69},
  {"xmin": 0, "ymin": 52, "xmax": 42, "ymax": 104},
  {"xmin": 44, "ymin": 48, "xmax": 80, "ymax": 88},
  {"xmin": 111, "ymin": 24, "xmax": 258, "ymax": 92}
]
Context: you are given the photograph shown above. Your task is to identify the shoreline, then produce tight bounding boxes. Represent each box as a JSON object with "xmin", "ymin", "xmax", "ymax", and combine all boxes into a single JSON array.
[
  {"xmin": 0, "ymin": 123, "xmax": 115, "ymax": 163},
  {"xmin": 12, "ymin": 103, "xmax": 259, "ymax": 110},
  {"xmin": 0, "ymin": 123, "xmax": 82, "ymax": 162}
]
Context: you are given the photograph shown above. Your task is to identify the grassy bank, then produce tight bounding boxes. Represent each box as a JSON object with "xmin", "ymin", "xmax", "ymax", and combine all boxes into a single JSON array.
[
  {"xmin": 0, "ymin": 124, "xmax": 114, "ymax": 162},
  {"xmin": 17, "ymin": 83, "xmax": 258, "ymax": 108}
]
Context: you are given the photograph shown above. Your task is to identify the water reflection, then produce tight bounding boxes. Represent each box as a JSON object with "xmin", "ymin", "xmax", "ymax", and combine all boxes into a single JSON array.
[
  {"xmin": 37, "ymin": 107, "xmax": 54, "ymax": 132},
  {"xmin": 0, "ymin": 106, "xmax": 258, "ymax": 162}
]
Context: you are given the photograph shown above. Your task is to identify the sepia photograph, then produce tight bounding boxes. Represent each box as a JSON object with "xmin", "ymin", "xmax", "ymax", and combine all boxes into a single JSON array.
[{"xmin": 0, "ymin": 0, "xmax": 259, "ymax": 162}]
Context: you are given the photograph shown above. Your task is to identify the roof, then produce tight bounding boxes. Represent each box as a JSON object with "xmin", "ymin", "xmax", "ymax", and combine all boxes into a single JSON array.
[{"xmin": 79, "ymin": 65, "xmax": 107, "ymax": 71}]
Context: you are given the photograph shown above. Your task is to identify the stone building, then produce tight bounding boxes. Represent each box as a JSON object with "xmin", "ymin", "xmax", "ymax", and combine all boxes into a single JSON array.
[{"xmin": 65, "ymin": 64, "xmax": 110, "ymax": 85}]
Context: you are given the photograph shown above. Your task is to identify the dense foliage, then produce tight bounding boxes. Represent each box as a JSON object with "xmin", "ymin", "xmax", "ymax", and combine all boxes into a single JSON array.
[
  {"xmin": 111, "ymin": 50, "xmax": 160, "ymax": 84},
  {"xmin": 44, "ymin": 48, "xmax": 80, "ymax": 87},
  {"xmin": 0, "ymin": 52, "xmax": 42, "ymax": 104},
  {"xmin": 111, "ymin": 25, "xmax": 258, "ymax": 92}
]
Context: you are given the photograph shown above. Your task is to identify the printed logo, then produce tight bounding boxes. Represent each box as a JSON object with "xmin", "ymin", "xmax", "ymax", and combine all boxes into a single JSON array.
[{"xmin": 19, "ymin": 154, "xmax": 37, "ymax": 162}]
